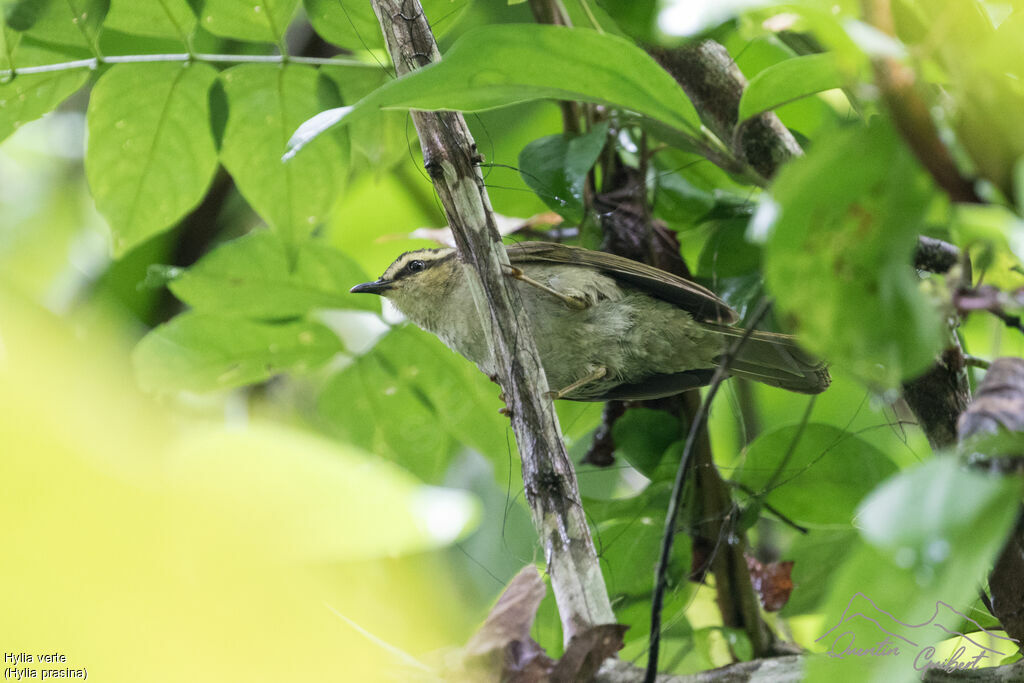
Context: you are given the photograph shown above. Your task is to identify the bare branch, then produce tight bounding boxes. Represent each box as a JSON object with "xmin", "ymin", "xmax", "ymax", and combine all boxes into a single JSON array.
[
  {"xmin": 369, "ymin": 0, "xmax": 615, "ymax": 645},
  {"xmin": 0, "ymin": 52, "xmax": 368, "ymax": 78}
]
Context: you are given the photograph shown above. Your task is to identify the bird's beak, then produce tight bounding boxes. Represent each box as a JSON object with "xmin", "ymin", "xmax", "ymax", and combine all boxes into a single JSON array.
[{"xmin": 350, "ymin": 280, "xmax": 392, "ymax": 295}]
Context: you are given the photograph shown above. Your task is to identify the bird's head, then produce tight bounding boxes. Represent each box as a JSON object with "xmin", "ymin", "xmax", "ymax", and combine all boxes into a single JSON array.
[{"xmin": 350, "ymin": 247, "xmax": 459, "ymax": 322}]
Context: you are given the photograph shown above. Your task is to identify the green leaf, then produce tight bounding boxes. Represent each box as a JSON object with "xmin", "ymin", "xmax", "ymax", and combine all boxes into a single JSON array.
[
  {"xmin": 780, "ymin": 529, "xmax": 860, "ymax": 616},
  {"xmin": 134, "ymin": 312, "xmax": 343, "ymax": 393},
  {"xmin": 763, "ymin": 119, "xmax": 944, "ymax": 387},
  {"xmin": 738, "ymin": 53, "xmax": 846, "ymax": 122},
  {"xmin": 598, "ymin": 516, "xmax": 691, "ymax": 598},
  {"xmin": 303, "ymin": 0, "xmax": 470, "ymax": 50},
  {"xmin": 597, "ymin": 0, "xmax": 658, "ymax": 43},
  {"xmin": 652, "ymin": 171, "xmax": 716, "ymax": 228},
  {"xmin": 21, "ymin": 0, "xmax": 107, "ymax": 52},
  {"xmin": 518, "ymin": 122, "xmax": 608, "ymax": 224},
  {"xmin": 318, "ymin": 326, "xmax": 509, "ymax": 481},
  {"xmin": 286, "ymin": 24, "xmax": 703, "ymax": 158},
  {"xmin": 612, "ymin": 408, "xmax": 681, "ymax": 481},
  {"xmin": 321, "ymin": 64, "xmax": 411, "ymax": 171},
  {"xmin": 167, "ymin": 231, "xmax": 379, "ymax": 318},
  {"xmin": 808, "ymin": 458, "xmax": 1020, "ymax": 682},
  {"xmin": 950, "ymin": 204, "xmax": 1024, "ymax": 289},
  {"xmin": 302, "ymin": 0, "xmax": 382, "ymax": 49},
  {"xmin": 857, "ymin": 458, "xmax": 1019, "ymax": 565},
  {"xmin": 86, "ymin": 62, "xmax": 219, "ymax": 256},
  {"xmin": 200, "ymin": 0, "xmax": 297, "ymax": 43},
  {"xmin": 734, "ymin": 424, "xmax": 898, "ymax": 526},
  {"xmin": 104, "ymin": 0, "xmax": 196, "ymax": 40},
  {"xmin": 0, "ymin": 21, "xmax": 18, "ymax": 71},
  {"xmin": 697, "ymin": 217, "xmax": 763, "ymax": 316},
  {"xmin": 1014, "ymin": 156, "xmax": 1024, "ymax": 214},
  {"xmin": 3, "ymin": 0, "xmax": 46, "ymax": 31},
  {"xmin": 0, "ymin": 68, "xmax": 89, "ymax": 143},
  {"xmin": 318, "ymin": 328, "xmax": 453, "ymax": 483},
  {"xmin": 220, "ymin": 64, "xmax": 348, "ymax": 245}
]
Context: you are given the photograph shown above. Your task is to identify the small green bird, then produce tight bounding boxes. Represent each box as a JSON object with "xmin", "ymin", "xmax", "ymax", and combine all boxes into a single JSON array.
[{"xmin": 351, "ymin": 242, "xmax": 829, "ymax": 400}]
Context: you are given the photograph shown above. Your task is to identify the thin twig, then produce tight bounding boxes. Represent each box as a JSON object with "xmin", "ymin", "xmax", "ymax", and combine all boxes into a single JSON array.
[
  {"xmin": 0, "ymin": 52, "xmax": 371, "ymax": 79},
  {"xmin": 729, "ymin": 481, "xmax": 810, "ymax": 535},
  {"xmin": 645, "ymin": 297, "xmax": 774, "ymax": 683},
  {"xmin": 576, "ymin": 0, "xmax": 605, "ymax": 33}
]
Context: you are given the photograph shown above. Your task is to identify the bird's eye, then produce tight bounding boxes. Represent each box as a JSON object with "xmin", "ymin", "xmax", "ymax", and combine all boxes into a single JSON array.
[{"xmin": 407, "ymin": 259, "xmax": 425, "ymax": 273}]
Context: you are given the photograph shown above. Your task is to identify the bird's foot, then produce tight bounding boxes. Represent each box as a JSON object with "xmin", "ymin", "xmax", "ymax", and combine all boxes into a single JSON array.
[
  {"xmin": 501, "ymin": 264, "xmax": 589, "ymax": 310},
  {"xmin": 546, "ymin": 366, "xmax": 608, "ymax": 400}
]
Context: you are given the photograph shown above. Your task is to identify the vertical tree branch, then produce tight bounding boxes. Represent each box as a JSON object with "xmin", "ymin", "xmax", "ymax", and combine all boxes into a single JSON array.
[
  {"xmin": 370, "ymin": 0, "xmax": 615, "ymax": 644},
  {"xmin": 959, "ymin": 358, "xmax": 1024, "ymax": 645}
]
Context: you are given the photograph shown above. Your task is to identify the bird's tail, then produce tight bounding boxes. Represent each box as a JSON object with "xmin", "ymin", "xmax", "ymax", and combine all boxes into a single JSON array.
[{"xmin": 701, "ymin": 323, "xmax": 831, "ymax": 395}]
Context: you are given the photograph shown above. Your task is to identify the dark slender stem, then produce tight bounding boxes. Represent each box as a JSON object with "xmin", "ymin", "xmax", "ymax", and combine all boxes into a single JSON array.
[
  {"xmin": 729, "ymin": 481, "xmax": 810, "ymax": 535},
  {"xmin": 645, "ymin": 298, "xmax": 774, "ymax": 683}
]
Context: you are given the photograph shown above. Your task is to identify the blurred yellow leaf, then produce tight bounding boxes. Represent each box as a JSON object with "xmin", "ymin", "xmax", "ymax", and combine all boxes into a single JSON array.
[{"xmin": 0, "ymin": 291, "xmax": 475, "ymax": 682}]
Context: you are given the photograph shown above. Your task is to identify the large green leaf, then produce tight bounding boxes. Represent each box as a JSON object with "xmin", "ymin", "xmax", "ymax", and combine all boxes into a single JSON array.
[
  {"xmin": 21, "ymin": 0, "xmax": 107, "ymax": 52},
  {"xmin": 652, "ymin": 170, "xmax": 716, "ymax": 229},
  {"xmin": 318, "ymin": 326, "xmax": 510, "ymax": 482},
  {"xmin": 318, "ymin": 329, "xmax": 454, "ymax": 483},
  {"xmin": 200, "ymin": 0, "xmax": 298, "ymax": 43},
  {"xmin": 0, "ymin": 68, "xmax": 89, "ymax": 143},
  {"xmin": 303, "ymin": 0, "xmax": 470, "ymax": 50},
  {"xmin": 165, "ymin": 231, "xmax": 379, "ymax": 318},
  {"xmin": 807, "ymin": 458, "xmax": 1020, "ymax": 681},
  {"xmin": 738, "ymin": 53, "xmax": 847, "ymax": 122},
  {"xmin": 104, "ymin": 0, "xmax": 197, "ymax": 40},
  {"xmin": 518, "ymin": 122, "xmax": 608, "ymax": 224},
  {"xmin": 3, "ymin": 0, "xmax": 47, "ymax": 32},
  {"xmin": 286, "ymin": 24, "xmax": 703, "ymax": 159},
  {"xmin": 220, "ymin": 64, "xmax": 348, "ymax": 246},
  {"xmin": 780, "ymin": 528, "xmax": 860, "ymax": 617},
  {"xmin": 763, "ymin": 119, "xmax": 944, "ymax": 387},
  {"xmin": 697, "ymin": 216, "xmax": 763, "ymax": 318},
  {"xmin": 134, "ymin": 312, "xmax": 343, "ymax": 392},
  {"xmin": 321, "ymin": 64, "xmax": 411, "ymax": 171},
  {"xmin": 598, "ymin": 516, "xmax": 691, "ymax": 599},
  {"xmin": 734, "ymin": 423, "xmax": 898, "ymax": 526},
  {"xmin": 86, "ymin": 62, "xmax": 219, "ymax": 256}
]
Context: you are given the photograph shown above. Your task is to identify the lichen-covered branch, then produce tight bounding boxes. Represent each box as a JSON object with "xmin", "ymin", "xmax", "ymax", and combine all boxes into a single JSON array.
[
  {"xmin": 959, "ymin": 358, "xmax": 1024, "ymax": 646},
  {"xmin": 369, "ymin": 0, "xmax": 615, "ymax": 645},
  {"xmin": 647, "ymin": 41, "xmax": 800, "ymax": 181}
]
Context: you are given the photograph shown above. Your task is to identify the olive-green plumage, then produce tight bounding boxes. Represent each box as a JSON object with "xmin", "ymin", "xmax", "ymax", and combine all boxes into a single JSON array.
[{"xmin": 351, "ymin": 242, "xmax": 829, "ymax": 400}]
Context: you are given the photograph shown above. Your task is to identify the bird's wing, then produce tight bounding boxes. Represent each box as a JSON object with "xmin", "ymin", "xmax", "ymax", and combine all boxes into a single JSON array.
[{"xmin": 505, "ymin": 241, "xmax": 740, "ymax": 324}]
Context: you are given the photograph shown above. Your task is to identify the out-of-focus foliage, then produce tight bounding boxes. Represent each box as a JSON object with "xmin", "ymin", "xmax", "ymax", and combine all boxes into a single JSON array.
[
  {"xmin": 763, "ymin": 119, "xmax": 944, "ymax": 387},
  {"xmin": 3, "ymin": 0, "xmax": 1024, "ymax": 680},
  {"xmin": 0, "ymin": 291, "xmax": 477, "ymax": 681}
]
